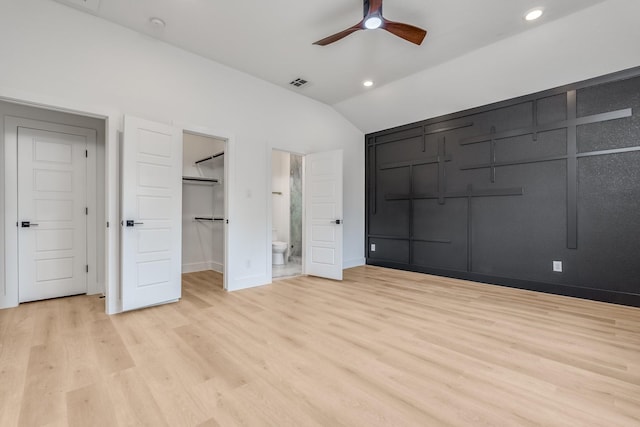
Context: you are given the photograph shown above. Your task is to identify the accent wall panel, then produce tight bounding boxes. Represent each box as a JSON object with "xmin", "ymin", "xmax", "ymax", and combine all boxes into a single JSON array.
[{"xmin": 365, "ymin": 68, "xmax": 640, "ymax": 307}]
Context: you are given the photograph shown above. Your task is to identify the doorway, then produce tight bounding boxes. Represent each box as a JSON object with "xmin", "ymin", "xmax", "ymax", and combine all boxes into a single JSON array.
[
  {"xmin": 182, "ymin": 132, "xmax": 226, "ymax": 287},
  {"xmin": 2, "ymin": 101, "xmax": 106, "ymax": 307},
  {"xmin": 271, "ymin": 149, "xmax": 303, "ymax": 279}
]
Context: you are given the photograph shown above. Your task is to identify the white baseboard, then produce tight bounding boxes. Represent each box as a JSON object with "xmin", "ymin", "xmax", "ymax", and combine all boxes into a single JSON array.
[
  {"xmin": 209, "ymin": 261, "xmax": 224, "ymax": 273},
  {"xmin": 182, "ymin": 261, "xmax": 224, "ymax": 274}
]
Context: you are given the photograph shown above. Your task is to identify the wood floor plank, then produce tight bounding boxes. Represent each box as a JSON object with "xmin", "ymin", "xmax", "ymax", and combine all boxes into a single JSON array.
[
  {"xmin": 134, "ymin": 352, "xmax": 212, "ymax": 427},
  {"xmin": 195, "ymin": 419, "xmax": 222, "ymax": 427},
  {"xmin": 0, "ymin": 307, "xmax": 33, "ymax": 427},
  {"xmin": 66, "ymin": 383, "xmax": 118, "ymax": 427},
  {"xmin": 1, "ymin": 266, "xmax": 639, "ymax": 426},
  {"xmin": 106, "ymin": 368, "xmax": 170, "ymax": 427},
  {"xmin": 29, "ymin": 299, "xmax": 61, "ymax": 347},
  {"xmin": 18, "ymin": 343, "xmax": 67, "ymax": 426},
  {"xmin": 89, "ymin": 318, "xmax": 135, "ymax": 375},
  {"xmin": 61, "ymin": 325, "xmax": 102, "ymax": 393}
]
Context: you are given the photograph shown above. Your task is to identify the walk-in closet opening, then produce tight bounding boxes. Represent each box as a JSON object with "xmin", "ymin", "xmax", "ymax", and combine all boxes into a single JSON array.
[
  {"xmin": 182, "ymin": 132, "xmax": 226, "ymax": 288},
  {"xmin": 271, "ymin": 149, "xmax": 303, "ymax": 279}
]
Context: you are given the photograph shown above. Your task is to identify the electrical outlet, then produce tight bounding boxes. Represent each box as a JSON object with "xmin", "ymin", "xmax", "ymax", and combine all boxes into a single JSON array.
[
  {"xmin": 553, "ymin": 261, "xmax": 563, "ymax": 272},
  {"xmin": 370, "ymin": 243, "xmax": 376, "ymax": 252}
]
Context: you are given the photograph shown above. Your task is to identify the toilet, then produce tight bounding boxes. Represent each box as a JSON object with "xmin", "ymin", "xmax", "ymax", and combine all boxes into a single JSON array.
[{"xmin": 272, "ymin": 229, "xmax": 288, "ymax": 265}]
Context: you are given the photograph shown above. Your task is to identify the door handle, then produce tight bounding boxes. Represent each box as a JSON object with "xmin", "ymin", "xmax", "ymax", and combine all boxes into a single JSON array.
[
  {"xmin": 125, "ymin": 220, "xmax": 144, "ymax": 227},
  {"xmin": 21, "ymin": 221, "xmax": 39, "ymax": 228},
  {"xmin": 331, "ymin": 219, "xmax": 342, "ymax": 225}
]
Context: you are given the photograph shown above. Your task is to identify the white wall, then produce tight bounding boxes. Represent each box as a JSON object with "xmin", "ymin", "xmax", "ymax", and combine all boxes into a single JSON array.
[
  {"xmin": 271, "ymin": 150, "xmax": 290, "ymax": 249},
  {"xmin": 182, "ymin": 133, "xmax": 225, "ymax": 273},
  {"xmin": 334, "ymin": 0, "xmax": 640, "ymax": 133},
  {"xmin": 0, "ymin": 0, "xmax": 364, "ymax": 304}
]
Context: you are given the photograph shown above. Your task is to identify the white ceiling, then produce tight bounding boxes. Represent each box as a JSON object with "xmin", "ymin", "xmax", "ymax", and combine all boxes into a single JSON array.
[{"xmin": 54, "ymin": 0, "xmax": 606, "ymax": 107}]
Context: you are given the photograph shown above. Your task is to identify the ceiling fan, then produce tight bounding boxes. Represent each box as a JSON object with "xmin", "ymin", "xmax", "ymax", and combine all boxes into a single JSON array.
[{"xmin": 313, "ymin": 0, "xmax": 427, "ymax": 46}]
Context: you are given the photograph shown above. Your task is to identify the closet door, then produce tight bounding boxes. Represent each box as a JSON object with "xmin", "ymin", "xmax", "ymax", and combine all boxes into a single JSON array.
[{"xmin": 121, "ymin": 116, "xmax": 182, "ymax": 311}]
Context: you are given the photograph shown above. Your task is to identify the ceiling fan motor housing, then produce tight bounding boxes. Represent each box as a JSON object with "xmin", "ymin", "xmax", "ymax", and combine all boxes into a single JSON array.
[{"xmin": 364, "ymin": 0, "xmax": 381, "ymax": 17}]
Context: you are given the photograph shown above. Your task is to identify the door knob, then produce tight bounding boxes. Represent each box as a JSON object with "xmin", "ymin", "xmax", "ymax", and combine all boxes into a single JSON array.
[
  {"xmin": 331, "ymin": 219, "xmax": 342, "ymax": 225},
  {"xmin": 21, "ymin": 221, "xmax": 39, "ymax": 228},
  {"xmin": 125, "ymin": 220, "xmax": 144, "ymax": 227}
]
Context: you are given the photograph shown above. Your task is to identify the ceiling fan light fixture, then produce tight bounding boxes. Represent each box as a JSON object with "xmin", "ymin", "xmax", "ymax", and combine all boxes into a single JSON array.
[
  {"xmin": 364, "ymin": 16, "xmax": 383, "ymax": 30},
  {"xmin": 524, "ymin": 8, "xmax": 544, "ymax": 21}
]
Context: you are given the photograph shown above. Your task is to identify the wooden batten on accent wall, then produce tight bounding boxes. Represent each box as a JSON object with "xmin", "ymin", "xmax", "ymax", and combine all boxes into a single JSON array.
[{"xmin": 365, "ymin": 67, "xmax": 640, "ymax": 307}]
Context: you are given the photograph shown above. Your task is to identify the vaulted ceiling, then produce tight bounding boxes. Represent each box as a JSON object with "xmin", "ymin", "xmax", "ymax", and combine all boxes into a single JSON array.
[
  {"xmin": 51, "ymin": 0, "xmax": 640, "ymax": 133},
  {"xmin": 54, "ymin": 0, "xmax": 606, "ymax": 104}
]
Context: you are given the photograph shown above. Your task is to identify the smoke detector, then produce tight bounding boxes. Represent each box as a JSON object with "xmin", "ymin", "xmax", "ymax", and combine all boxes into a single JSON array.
[{"xmin": 149, "ymin": 17, "xmax": 166, "ymax": 28}]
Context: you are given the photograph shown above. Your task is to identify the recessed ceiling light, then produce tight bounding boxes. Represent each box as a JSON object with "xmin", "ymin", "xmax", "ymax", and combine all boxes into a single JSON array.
[
  {"xmin": 524, "ymin": 8, "xmax": 544, "ymax": 21},
  {"xmin": 364, "ymin": 16, "xmax": 382, "ymax": 30},
  {"xmin": 363, "ymin": 80, "xmax": 374, "ymax": 87},
  {"xmin": 149, "ymin": 17, "xmax": 166, "ymax": 28}
]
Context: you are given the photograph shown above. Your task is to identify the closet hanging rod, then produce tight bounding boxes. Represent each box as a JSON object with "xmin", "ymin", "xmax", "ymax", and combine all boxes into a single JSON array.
[
  {"xmin": 182, "ymin": 176, "xmax": 219, "ymax": 183},
  {"xmin": 194, "ymin": 217, "xmax": 225, "ymax": 222},
  {"xmin": 195, "ymin": 151, "xmax": 225, "ymax": 165}
]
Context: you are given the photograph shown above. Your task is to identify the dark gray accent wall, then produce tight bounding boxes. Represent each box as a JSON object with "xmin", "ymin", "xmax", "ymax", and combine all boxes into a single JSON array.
[{"xmin": 365, "ymin": 68, "xmax": 640, "ymax": 307}]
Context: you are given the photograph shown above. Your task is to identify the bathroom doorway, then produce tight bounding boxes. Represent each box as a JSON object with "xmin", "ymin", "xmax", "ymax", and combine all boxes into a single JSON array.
[{"xmin": 271, "ymin": 150, "xmax": 303, "ymax": 279}]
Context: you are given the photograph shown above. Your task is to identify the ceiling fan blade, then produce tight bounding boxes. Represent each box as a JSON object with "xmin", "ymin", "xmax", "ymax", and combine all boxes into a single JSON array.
[
  {"xmin": 382, "ymin": 20, "xmax": 427, "ymax": 45},
  {"xmin": 313, "ymin": 22, "xmax": 364, "ymax": 46}
]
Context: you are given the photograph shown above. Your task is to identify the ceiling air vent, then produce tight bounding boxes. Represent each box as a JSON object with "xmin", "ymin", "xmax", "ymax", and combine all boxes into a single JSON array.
[{"xmin": 289, "ymin": 78, "xmax": 309, "ymax": 88}]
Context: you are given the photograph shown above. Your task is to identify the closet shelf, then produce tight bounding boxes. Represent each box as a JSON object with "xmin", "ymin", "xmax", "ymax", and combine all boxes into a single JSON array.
[
  {"xmin": 194, "ymin": 217, "xmax": 225, "ymax": 222},
  {"xmin": 195, "ymin": 151, "xmax": 225, "ymax": 165},
  {"xmin": 182, "ymin": 176, "xmax": 219, "ymax": 184}
]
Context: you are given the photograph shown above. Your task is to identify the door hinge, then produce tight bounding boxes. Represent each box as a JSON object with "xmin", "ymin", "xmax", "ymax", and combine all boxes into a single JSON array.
[
  {"xmin": 85, "ymin": 149, "xmax": 88, "ymax": 158},
  {"xmin": 85, "ymin": 207, "xmax": 88, "ymax": 215},
  {"xmin": 107, "ymin": 221, "xmax": 110, "ymax": 228},
  {"xmin": 86, "ymin": 265, "xmax": 89, "ymax": 273}
]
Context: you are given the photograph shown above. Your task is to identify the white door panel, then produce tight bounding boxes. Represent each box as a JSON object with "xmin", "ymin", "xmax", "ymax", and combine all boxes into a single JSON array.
[
  {"xmin": 304, "ymin": 149, "xmax": 343, "ymax": 280},
  {"xmin": 18, "ymin": 127, "xmax": 91, "ymax": 302},
  {"xmin": 121, "ymin": 116, "xmax": 182, "ymax": 311}
]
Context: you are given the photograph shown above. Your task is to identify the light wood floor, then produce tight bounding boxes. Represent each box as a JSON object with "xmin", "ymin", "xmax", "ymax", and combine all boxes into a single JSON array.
[{"xmin": 1, "ymin": 266, "xmax": 639, "ymax": 426}]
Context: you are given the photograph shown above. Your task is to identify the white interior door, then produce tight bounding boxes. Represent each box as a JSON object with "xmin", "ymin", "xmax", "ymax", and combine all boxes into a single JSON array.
[
  {"xmin": 18, "ymin": 126, "xmax": 93, "ymax": 302},
  {"xmin": 304, "ymin": 149, "xmax": 343, "ymax": 280},
  {"xmin": 121, "ymin": 116, "xmax": 182, "ymax": 311}
]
